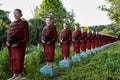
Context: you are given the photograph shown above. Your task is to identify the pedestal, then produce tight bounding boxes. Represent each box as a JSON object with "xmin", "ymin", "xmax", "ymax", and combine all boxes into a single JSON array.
[
  {"xmin": 94, "ymin": 48, "xmax": 99, "ymax": 52},
  {"xmin": 72, "ymin": 55, "xmax": 81, "ymax": 61},
  {"xmin": 59, "ymin": 60, "xmax": 72, "ymax": 68},
  {"xmin": 23, "ymin": 77, "xmax": 26, "ymax": 80},
  {"xmin": 101, "ymin": 46, "xmax": 104, "ymax": 50},
  {"xmin": 40, "ymin": 65, "xmax": 58, "ymax": 76},
  {"xmin": 99, "ymin": 47, "xmax": 102, "ymax": 51},
  {"xmin": 80, "ymin": 52, "xmax": 87, "ymax": 58},
  {"xmin": 91, "ymin": 49, "xmax": 96, "ymax": 54},
  {"xmin": 86, "ymin": 50, "xmax": 92, "ymax": 55},
  {"xmin": 95, "ymin": 48, "xmax": 99, "ymax": 51}
]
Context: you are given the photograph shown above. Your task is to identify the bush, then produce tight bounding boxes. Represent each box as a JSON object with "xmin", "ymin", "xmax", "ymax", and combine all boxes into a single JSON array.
[
  {"xmin": 0, "ymin": 47, "xmax": 11, "ymax": 79},
  {"xmin": 28, "ymin": 18, "xmax": 45, "ymax": 45},
  {"xmin": 115, "ymin": 31, "xmax": 120, "ymax": 40},
  {"xmin": 0, "ymin": 26, "xmax": 8, "ymax": 49}
]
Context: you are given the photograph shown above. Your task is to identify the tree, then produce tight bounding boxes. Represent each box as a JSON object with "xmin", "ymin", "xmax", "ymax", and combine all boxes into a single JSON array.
[
  {"xmin": 0, "ymin": 10, "xmax": 11, "ymax": 26},
  {"xmin": 91, "ymin": 25, "xmax": 106, "ymax": 32},
  {"xmin": 99, "ymin": 0, "xmax": 120, "ymax": 26},
  {"xmin": 115, "ymin": 31, "xmax": 120, "ymax": 40},
  {"xmin": 101, "ymin": 28, "xmax": 114, "ymax": 35},
  {"xmin": 28, "ymin": 18, "xmax": 45, "ymax": 45},
  {"xmin": 34, "ymin": 0, "xmax": 75, "ymax": 33},
  {"xmin": 0, "ymin": 9, "xmax": 11, "ymax": 48}
]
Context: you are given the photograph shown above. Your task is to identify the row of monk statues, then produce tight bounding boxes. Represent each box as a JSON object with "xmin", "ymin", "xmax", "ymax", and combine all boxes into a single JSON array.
[
  {"xmin": 40, "ymin": 17, "xmax": 118, "ymax": 76},
  {"xmin": 6, "ymin": 9, "xmax": 118, "ymax": 79}
]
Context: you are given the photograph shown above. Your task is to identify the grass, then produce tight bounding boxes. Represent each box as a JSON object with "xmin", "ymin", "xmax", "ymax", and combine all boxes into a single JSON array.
[{"xmin": 0, "ymin": 42, "xmax": 120, "ymax": 80}]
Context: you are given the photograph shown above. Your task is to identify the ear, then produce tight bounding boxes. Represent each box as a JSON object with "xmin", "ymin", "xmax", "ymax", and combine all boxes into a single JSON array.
[{"xmin": 21, "ymin": 14, "xmax": 23, "ymax": 17}]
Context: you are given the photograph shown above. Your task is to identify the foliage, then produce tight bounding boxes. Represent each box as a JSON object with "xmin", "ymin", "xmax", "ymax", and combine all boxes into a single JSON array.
[
  {"xmin": 99, "ymin": 0, "xmax": 120, "ymax": 26},
  {"xmin": 0, "ymin": 47, "xmax": 11, "ymax": 79},
  {"xmin": 34, "ymin": 0, "xmax": 75, "ymax": 34},
  {"xmin": 60, "ymin": 42, "xmax": 120, "ymax": 80},
  {"xmin": 28, "ymin": 18, "xmax": 46, "ymax": 45},
  {"xmin": 0, "ymin": 9, "xmax": 11, "ymax": 26},
  {"xmin": 101, "ymin": 28, "xmax": 114, "ymax": 35},
  {"xmin": 90, "ymin": 24, "xmax": 120, "ymax": 37},
  {"xmin": 0, "ymin": 9, "xmax": 11, "ymax": 49},
  {"xmin": 0, "ymin": 25, "xmax": 7, "ymax": 48},
  {"xmin": 91, "ymin": 25, "xmax": 106, "ymax": 32},
  {"xmin": 1, "ymin": 42, "xmax": 120, "ymax": 80},
  {"xmin": 115, "ymin": 31, "xmax": 120, "ymax": 40}
]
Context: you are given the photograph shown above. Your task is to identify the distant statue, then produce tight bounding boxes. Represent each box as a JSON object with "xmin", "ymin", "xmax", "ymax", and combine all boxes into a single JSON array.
[
  {"xmin": 60, "ymin": 22, "xmax": 72, "ymax": 60},
  {"xmin": 91, "ymin": 30, "xmax": 95, "ymax": 49},
  {"xmin": 80, "ymin": 27, "xmax": 87, "ymax": 52},
  {"xmin": 72, "ymin": 24, "xmax": 81, "ymax": 56},
  {"xmin": 41, "ymin": 17, "xmax": 57, "ymax": 67},
  {"xmin": 86, "ymin": 28, "xmax": 92, "ymax": 50}
]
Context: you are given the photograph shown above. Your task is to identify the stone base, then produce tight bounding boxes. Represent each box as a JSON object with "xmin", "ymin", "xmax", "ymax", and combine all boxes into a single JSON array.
[
  {"xmin": 91, "ymin": 49, "xmax": 96, "ymax": 54},
  {"xmin": 94, "ymin": 48, "xmax": 99, "ymax": 52},
  {"xmin": 40, "ymin": 65, "xmax": 58, "ymax": 76},
  {"xmin": 80, "ymin": 52, "xmax": 87, "ymax": 58},
  {"xmin": 95, "ymin": 48, "xmax": 100, "ymax": 51},
  {"xmin": 21, "ymin": 77, "xmax": 26, "ymax": 80},
  {"xmin": 98, "ymin": 47, "xmax": 102, "ymax": 51},
  {"xmin": 86, "ymin": 50, "xmax": 92, "ymax": 55},
  {"xmin": 72, "ymin": 55, "xmax": 81, "ymax": 61},
  {"xmin": 101, "ymin": 46, "xmax": 104, "ymax": 50},
  {"xmin": 59, "ymin": 60, "xmax": 72, "ymax": 68}
]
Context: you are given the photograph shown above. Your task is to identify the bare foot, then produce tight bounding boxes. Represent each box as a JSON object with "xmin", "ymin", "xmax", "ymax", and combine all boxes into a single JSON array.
[
  {"xmin": 14, "ymin": 74, "xmax": 22, "ymax": 80},
  {"xmin": 7, "ymin": 75, "xmax": 17, "ymax": 80},
  {"xmin": 64, "ymin": 57, "xmax": 67, "ymax": 60},
  {"xmin": 75, "ymin": 53, "xmax": 79, "ymax": 56}
]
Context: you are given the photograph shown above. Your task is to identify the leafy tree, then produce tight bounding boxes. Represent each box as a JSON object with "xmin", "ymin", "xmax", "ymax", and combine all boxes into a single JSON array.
[
  {"xmin": 0, "ymin": 10, "xmax": 11, "ymax": 26},
  {"xmin": 91, "ymin": 25, "xmax": 106, "ymax": 32},
  {"xmin": 28, "ymin": 18, "xmax": 45, "ymax": 45},
  {"xmin": 99, "ymin": 0, "xmax": 120, "ymax": 26},
  {"xmin": 115, "ymin": 31, "xmax": 120, "ymax": 40},
  {"xmin": 34, "ymin": 0, "xmax": 75, "ymax": 33},
  {"xmin": 101, "ymin": 28, "xmax": 114, "ymax": 35},
  {"xmin": 0, "ymin": 9, "xmax": 11, "ymax": 48}
]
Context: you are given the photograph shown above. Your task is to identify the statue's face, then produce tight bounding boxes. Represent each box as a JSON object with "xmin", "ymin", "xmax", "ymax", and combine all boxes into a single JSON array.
[
  {"xmin": 75, "ymin": 26, "xmax": 78, "ymax": 30},
  {"xmin": 87, "ymin": 29, "xmax": 90, "ymax": 33},
  {"xmin": 46, "ymin": 18, "xmax": 51, "ymax": 25},
  {"xmin": 81, "ymin": 28, "xmax": 84, "ymax": 32},
  {"xmin": 96, "ymin": 31, "xmax": 98, "ymax": 34},
  {"xmin": 92, "ymin": 30, "xmax": 94, "ymax": 33},
  {"xmin": 63, "ymin": 23, "xmax": 68, "ymax": 29},
  {"xmin": 13, "ymin": 10, "xmax": 22, "ymax": 20}
]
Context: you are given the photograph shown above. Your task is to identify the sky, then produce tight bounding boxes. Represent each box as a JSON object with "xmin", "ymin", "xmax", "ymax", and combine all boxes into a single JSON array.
[{"xmin": 0, "ymin": 0, "xmax": 112, "ymax": 26}]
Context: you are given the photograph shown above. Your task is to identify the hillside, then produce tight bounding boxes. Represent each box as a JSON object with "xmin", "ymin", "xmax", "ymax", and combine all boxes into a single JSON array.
[{"xmin": 0, "ymin": 42, "xmax": 120, "ymax": 80}]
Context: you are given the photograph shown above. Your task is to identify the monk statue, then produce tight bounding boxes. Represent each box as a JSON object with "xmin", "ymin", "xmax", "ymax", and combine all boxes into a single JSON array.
[
  {"xmin": 6, "ymin": 9, "xmax": 29, "ymax": 80},
  {"xmin": 41, "ymin": 17, "xmax": 57, "ymax": 67}
]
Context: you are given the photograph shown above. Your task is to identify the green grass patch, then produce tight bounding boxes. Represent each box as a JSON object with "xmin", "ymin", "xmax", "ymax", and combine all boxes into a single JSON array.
[{"xmin": 0, "ymin": 42, "xmax": 120, "ymax": 80}]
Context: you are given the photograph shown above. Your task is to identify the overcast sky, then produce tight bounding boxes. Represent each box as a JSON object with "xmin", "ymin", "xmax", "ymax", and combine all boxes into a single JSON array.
[{"xmin": 0, "ymin": 0, "xmax": 112, "ymax": 26}]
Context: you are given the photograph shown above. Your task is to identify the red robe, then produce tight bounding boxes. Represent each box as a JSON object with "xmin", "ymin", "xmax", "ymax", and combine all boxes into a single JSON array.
[
  {"xmin": 86, "ymin": 32, "xmax": 92, "ymax": 50},
  {"xmin": 60, "ymin": 28, "xmax": 71, "ymax": 58},
  {"xmin": 7, "ymin": 19, "xmax": 29, "ymax": 74},
  {"xmin": 91, "ymin": 33, "xmax": 95, "ymax": 49},
  {"xmin": 100, "ymin": 35, "xmax": 105, "ymax": 46},
  {"xmin": 42, "ymin": 24, "xmax": 57, "ymax": 62},
  {"xmin": 95, "ymin": 33, "xmax": 99, "ymax": 48},
  {"xmin": 72, "ymin": 30, "xmax": 81, "ymax": 54},
  {"xmin": 80, "ymin": 32, "xmax": 87, "ymax": 51},
  {"xmin": 98, "ymin": 34, "xmax": 101, "ymax": 47}
]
